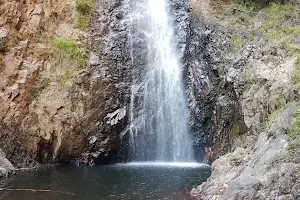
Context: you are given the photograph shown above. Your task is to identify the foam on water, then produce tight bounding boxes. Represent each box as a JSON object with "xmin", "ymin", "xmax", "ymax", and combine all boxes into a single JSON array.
[{"xmin": 116, "ymin": 162, "xmax": 210, "ymax": 168}]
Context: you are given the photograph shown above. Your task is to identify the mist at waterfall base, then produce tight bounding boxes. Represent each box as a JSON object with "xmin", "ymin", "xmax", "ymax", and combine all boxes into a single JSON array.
[{"xmin": 0, "ymin": 164, "xmax": 211, "ymax": 200}]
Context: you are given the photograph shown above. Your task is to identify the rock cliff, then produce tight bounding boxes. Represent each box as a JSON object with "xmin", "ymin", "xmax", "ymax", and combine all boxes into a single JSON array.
[
  {"xmin": 190, "ymin": 0, "xmax": 300, "ymax": 199},
  {"xmin": 0, "ymin": 0, "xmax": 299, "ymax": 198}
]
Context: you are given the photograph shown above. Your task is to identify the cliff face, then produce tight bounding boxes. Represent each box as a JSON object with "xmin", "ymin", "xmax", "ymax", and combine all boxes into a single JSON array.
[
  {"xmin": 0, "ymin": 0, "xmax": 246, "ymax": 168},
  {"xmin": 0, "ymin": 0, "xmax": 92, "ymax": 167},
  {"xmin": 190, "ymin": 0, "xmax": 300, "ymax": 199}
]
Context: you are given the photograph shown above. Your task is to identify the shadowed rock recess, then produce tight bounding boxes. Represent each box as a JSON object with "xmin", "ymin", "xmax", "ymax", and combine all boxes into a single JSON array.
[{"xmin": 0, "ymin": 0, "xmax": 300, "ymax": 199}]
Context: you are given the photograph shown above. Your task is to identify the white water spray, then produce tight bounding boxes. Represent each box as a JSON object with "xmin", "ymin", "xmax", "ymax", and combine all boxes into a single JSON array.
[{"xmin": 128, "ymin": 0, "xmax": 194, "ymax": 162}]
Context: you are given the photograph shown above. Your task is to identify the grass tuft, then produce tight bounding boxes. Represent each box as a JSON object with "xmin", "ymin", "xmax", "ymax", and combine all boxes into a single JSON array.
[
  {"xmin": 52, "ymin": 38, "xmax": 87, "ymax": 90},
  {"xmin": 53, "ymin": 38, "xmax": 87, "ymax": 70},
  {"xmin": 233, "ymin": 35, "xmax": 243, "ymax": 50},
  {"xmin": 74, "ymin": 0, "xmax": 95, "ymax": 30}
]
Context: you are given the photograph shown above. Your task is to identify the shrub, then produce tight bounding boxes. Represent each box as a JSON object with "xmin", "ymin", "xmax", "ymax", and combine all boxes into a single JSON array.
[
  {"xmin": 75, "ymin": 14, "xmax": 90, "ymax": 30},
  {"xmin": 75, "ymin": 0, "xmax": 95, "ymax": 16},
  {"xmin": 74, "ymin": 0, "xmax": 95, "ymax": 30}
]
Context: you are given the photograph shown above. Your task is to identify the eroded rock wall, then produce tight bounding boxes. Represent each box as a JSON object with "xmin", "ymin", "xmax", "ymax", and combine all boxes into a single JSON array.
[
  {"xmin": 190, "ymin": 0, "xmax": 300, "ymax": 199},
  {"xmin": 0, "ymin": 0, "xmax": 91, "ymax": 167}
]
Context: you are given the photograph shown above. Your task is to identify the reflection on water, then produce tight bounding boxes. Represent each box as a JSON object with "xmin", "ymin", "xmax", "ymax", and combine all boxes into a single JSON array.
[{"xmin": 0, "ymin": 163, "xmax": 211, "ymax": 200}]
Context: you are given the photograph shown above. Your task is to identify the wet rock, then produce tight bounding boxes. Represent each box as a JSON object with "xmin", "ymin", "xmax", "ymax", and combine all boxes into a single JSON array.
[
  {"xmin": 89, "ymin": 136, "xmax": 97, "ymax": 144},
  {"xmin": 106, "ymin": 107, "xmax": 126, "ymax": 126}
]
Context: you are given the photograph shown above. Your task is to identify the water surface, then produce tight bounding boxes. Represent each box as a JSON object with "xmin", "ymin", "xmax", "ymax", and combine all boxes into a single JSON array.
[{"xmin": 0, "ymin": 162, "xmax": 211, "ymax": 200}]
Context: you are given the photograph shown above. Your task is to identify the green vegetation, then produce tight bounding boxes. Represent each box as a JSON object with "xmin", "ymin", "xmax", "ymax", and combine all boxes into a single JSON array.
[
  {"xmin": 264, "ymin": 110, "xmax": 278, "ymax": 124},
  {"xmin": 288, "ymin": 106, "xmax": 300, "ymax": 157},
  {"xmin": 263, "ymin": 92, "xmax": 287, "ymax": 125},
  {"xmin": 261, "ymin": 3, "xmax": 300, "ymax": 53},
  {"xmin": 30, "ymin": 74, "xmax": 50, "ymax": 99},
  {"xmin": 293, "ymin": 55, "xmax": 300, "ymax": 88},
  {"xmin": 74, "ymin": 0, "xmax": 95, "ymax": 30},
  {"xmin": 52, "ymin": 38, "xmax": 88, "ymax": 90},
  {"xmin": 243, "ymin": 71, "xmax": 258, "ymax": 91},
  {"xmin": 247, "ymin": 33, "xmax": 254, "ymax": 41},
  {"xmin": 234, "ymin": 0, "xmax": 295, "ymax": 10},
  {"xmin": 230, "ymin": 124, "xmax": 240, "ymax": 140},
  {"xmin": 53, "ymin": 38, "xmax": 87, "ymax": 70},
  {"xmin": 57, "ymin": 73, "xmax": 74, "ymax": 91},
  {"xmin": 233, "ymin": 35, "xmax": 243, "ymax": 50}
]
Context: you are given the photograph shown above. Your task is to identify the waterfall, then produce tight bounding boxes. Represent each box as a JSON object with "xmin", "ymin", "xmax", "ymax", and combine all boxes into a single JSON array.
[{"xmin": 128, "ymin": 0, "xmax": 194, "ymax": 162}]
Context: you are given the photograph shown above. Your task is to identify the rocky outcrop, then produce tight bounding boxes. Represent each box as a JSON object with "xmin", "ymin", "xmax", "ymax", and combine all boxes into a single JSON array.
[
  {"xmin": 195, "ymin": 103, "xmax": 300, "ymax": 200},
  {"xmin": 0, "ymin": 148, "xmax": 15, "ymax": 178},
  {"xmin": 0, "ymin": 0, "xmax": 91, "ymax": 167},
  {"xmin": 190, "ymin": 0, "xmax": 300, "ymax": 199}
]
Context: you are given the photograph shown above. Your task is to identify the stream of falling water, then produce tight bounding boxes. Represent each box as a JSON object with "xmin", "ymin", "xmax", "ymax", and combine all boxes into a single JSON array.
[{"xmin": 128, "ymin": 0, "xmax": 194, "ymax": 162}]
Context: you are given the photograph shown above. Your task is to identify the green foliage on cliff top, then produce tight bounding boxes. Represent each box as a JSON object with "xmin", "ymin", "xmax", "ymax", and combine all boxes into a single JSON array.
[
  {"xmin": 74, "ymin": 0, "xmax": 95, "ymax": 30},
  {"xmin": 234, "ymin": 0, "xmax": 297, "ymax": 10},
  {"xmin": 288, "ymin": 106, "xmax": 300, "ymax": 158},
  {"xmin": 261, "ymin": 3, "xmax": 300, "ymax": 52}
]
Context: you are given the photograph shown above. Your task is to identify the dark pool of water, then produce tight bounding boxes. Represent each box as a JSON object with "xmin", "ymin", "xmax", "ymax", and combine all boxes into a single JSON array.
[{"xmin": 0, "ymin": 162, "xmax": 211, "ymax": 200}]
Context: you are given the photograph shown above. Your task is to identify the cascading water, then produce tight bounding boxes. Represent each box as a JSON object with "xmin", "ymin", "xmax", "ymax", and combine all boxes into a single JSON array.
[{"xmin": 128, "ymin": 0, "xmax": 194, "ymax": 162}]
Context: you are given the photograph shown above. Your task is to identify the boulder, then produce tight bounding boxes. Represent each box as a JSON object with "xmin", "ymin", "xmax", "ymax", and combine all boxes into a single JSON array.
[
  {"xmin": 0, "ymin": 148, "xmax": 15, "ymax": 178},
  {"xmin": 223, "ymin": 175, "xmax": 262, "ymax": 199}
]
